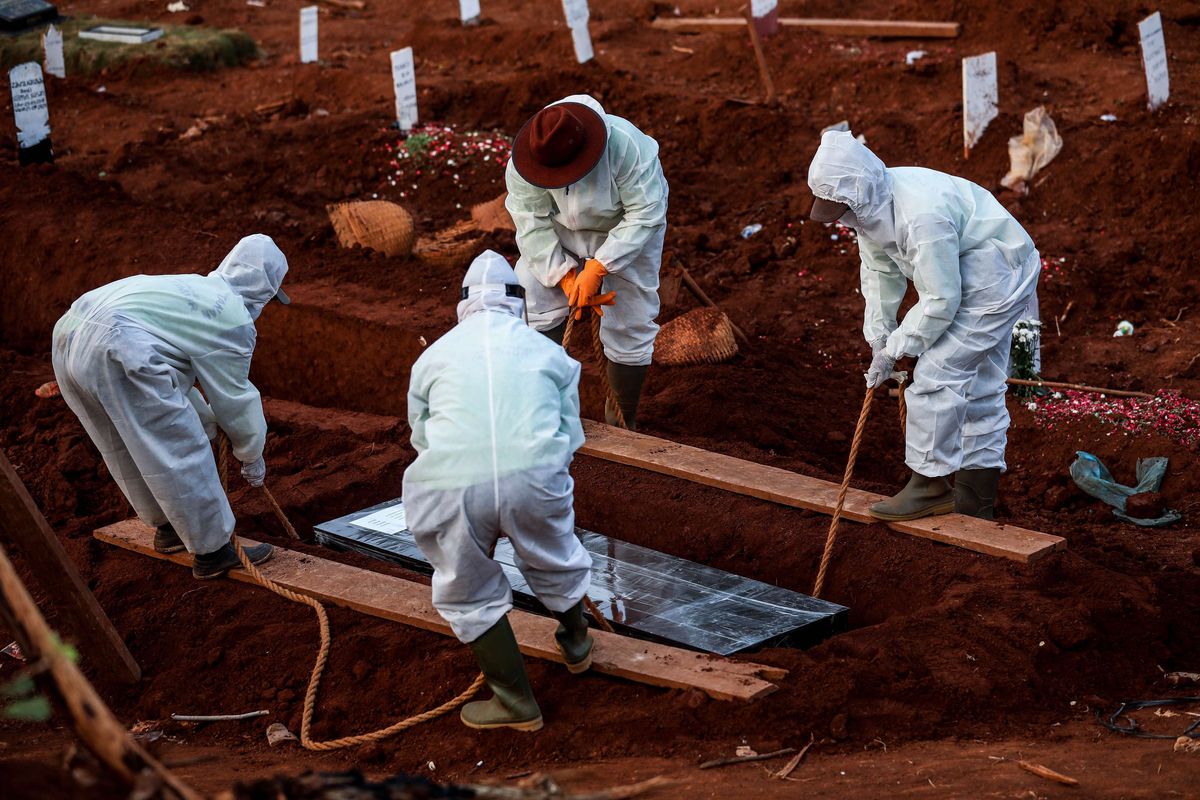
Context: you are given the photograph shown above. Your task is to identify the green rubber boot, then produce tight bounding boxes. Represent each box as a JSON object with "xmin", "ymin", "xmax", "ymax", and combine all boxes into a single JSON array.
[
  {"xmin": 868, "ymin": 472, "xmax": 955, "ymax": 521},
  {"xmin": 461, "ymin": 617, "xmax": 543, "ymax": 732},
  {"xmin": 552, "ymin": 601, "xmax": 594, "ymax": 674},
  {"xmin": 153, "ymin": 523, "xmax": 185, "ymax": 554},
  {"xmin": 954, "ymin": 467, "xmax": 1001, "ymax": 520},
  {"xmin": 605, "ymin": 361, "xmax": 649, "ymax": 431}
]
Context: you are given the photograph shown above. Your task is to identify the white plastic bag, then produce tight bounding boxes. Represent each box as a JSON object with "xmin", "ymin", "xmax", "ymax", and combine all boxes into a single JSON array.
[{"xmin": 1001, "ymin": 106, "xmax": 1062, "ymax": 193}]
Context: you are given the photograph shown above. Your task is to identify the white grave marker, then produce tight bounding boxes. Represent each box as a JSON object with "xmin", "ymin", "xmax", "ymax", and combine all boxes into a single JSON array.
[
  {"xmin": 750, "ymin": 0, "xmax": 779, "ymax": 38},
  {"xmin": 570, "ymin": 23, "xmax": 593, "ymax": 63},
  {"xmin": 561, "ymin": 0, "xmax": 592, "ymax": 64},
  {"xmin": 299, "ymin": 6, "xmax": 319, "ymax": 64},
  {"xmin": 459, "ymin": 0, "xmax": 480, "ymax": 24},
  {"xmin": 961, "ymin": 51, "xmax": 998, "ymax": 158},
  {"xmin": 42, "ymin": 24, "xmax": 64, "ymax": 79},
  {"xmin": 1138, "ymin": 11, "xmax": 1169, "ymax": 111},
  {"xmin": 391, "ymin": 47, "xmax": 418, "ymax": 133},
  {"xmin": 561, "ymin": 0, "xmax": 588, "ymax": 28},
  {"xmin": 9, "ymin": 62, "xmax": 52, "ymax": 164}
]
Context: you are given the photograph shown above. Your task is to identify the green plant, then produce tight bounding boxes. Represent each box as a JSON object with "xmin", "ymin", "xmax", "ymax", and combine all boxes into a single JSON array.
[
  {"xmin": 0, "ymin": 17, "xmax": 258, "ymax": 76},
  {"xmin": 401, "ymin": 132, "xmax": 434, "ymax": 163},
  {"xmin": 1, "ymin": 636, "xmax": 78, "ymax": 723}
]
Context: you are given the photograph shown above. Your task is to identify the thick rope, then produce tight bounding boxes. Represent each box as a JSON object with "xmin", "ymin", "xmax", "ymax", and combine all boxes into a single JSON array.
[
  {"xmin": 811, "ymin": 388, "xmax": 875, "ymax": 598},
  {"xmin": 812, "ymin": 375, "xmax": 911, "ymax": 598},
  {"xmin": 562, "ymin": 310, "xmax": 577, "ymax": 351},
  {"xmin": 217, "ymin": 436, "xmax": 483, "ymax": 750},
  {"xmin": 583, "ymin": 595, "xmax": 615, "ymax": 634},
  {"xmin": 260, "ymin": 484, "xmax": 301, "ymax": 540},
  {"xmin": 561, "ymin": 306, "xmax": 627, "ymax": 430},
  {"xmin": 562, "ymin": 311, "xmax": 619, "ymax": 633},
  {"xmin": 590, "ymin": 310, "xmax": 628, "ymax": 430}
]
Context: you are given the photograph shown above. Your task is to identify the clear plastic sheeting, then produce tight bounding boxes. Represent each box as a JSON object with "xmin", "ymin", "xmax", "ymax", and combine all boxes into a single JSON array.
[{"xmin": 315, "ymin": 499, "xmax": 849, "ymax": 655}]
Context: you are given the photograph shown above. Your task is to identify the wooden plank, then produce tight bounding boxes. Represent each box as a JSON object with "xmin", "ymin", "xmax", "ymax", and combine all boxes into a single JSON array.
[
  {"xmin": 579, "ymin": 422, "xmax": 1065, "ymax": 564},
  {"xmin": 652, "ymin": 17, "xmax": 960, "ymax": 38},
  {"xmin": 95, "ymin": 520, "xmax": 785, "ymax": 701},
  {"xmin": 0, "ymin": 540, "xmax": 197, "ymax": 797},
  {"xmin": 0, "ymin": 451, "xmax": 141, "ymax": 683}
]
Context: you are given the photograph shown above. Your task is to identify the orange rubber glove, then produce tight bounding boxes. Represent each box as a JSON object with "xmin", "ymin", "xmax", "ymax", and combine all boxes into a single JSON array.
[
  {"xmin": 572, "ymin": 291, "xmax": 616, "ymax": 319},
  {"xmin": 559, "ymin": 268, "xmax": 577, "ymax": 301},
  {"xmin": 569, "ymin": 258, "xmax": 609, "ymax": 310}
]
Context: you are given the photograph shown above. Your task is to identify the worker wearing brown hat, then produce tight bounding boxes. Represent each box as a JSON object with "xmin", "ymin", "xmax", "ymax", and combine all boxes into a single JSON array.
[{"xmin": 505, "ymin": 94, "xmax": 669, "ymax": 430}]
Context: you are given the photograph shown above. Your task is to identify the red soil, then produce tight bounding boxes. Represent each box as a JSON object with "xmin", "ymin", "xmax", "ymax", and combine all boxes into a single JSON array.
[{"xmin": 3, "ymin": 0, "xmax": 1200, "ymax": 795}]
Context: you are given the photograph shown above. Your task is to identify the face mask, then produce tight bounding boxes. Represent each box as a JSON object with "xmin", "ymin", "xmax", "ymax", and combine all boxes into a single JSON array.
[{"xmin": 839, "ymin": 207, "xmax": 860, "ymax": 229}]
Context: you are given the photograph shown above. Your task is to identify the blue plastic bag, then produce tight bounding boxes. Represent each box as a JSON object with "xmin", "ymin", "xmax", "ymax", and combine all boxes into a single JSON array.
[{"xmin": 1069, "ymin": 451, "xmax": 1181, "ymax": 527}]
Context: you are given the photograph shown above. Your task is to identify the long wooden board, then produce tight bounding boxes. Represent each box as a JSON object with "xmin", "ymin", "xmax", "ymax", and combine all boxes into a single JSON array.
[
  {"xmin": 1, "ymin": 452, "xmax": 141, "ymax": 684},
  {"xmin": 579, "ymin": 422, "xmax": 1065, "ymax": 564},
  {"xmin": 95, "ymin": 521, "xmax": 784, "ymax": 702},
  {"xmin": 651, "ymin": 17, "xmax": 961, "ymax": 39}
]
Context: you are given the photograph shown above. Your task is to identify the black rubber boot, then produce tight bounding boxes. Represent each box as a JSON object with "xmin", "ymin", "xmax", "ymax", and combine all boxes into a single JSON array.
[
  {"xmin": 192, "ymin": 541, "xmax": 273, "ymax": 580},
  {"xmin": 153, "ymin": 523, "xmax": 185, "ymax": 554},
  {"xmin": 954, "ymin": 467, "xmax": 1001, "ymax": 520},
  {"xmin": 551, "ymin": 601, "xmax": 594, "ymax": 674},
  {"xmin": 868, "ymin": 472, "xmax": 955, "ymax": 521},
  {"xmin": 541, "ymin": 319, "xmax": 567, "ymax": 346},
  {"xmin": 460, "ymin": 616, "xmax": 543, "ymax": 732},
  {"xmin": 605, "ymin": 361, "xmax": 649, "ymax": 431}
]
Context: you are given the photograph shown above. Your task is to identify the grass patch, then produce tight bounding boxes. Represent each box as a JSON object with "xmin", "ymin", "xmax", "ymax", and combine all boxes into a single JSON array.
[{"xmin": 0, "ymin": 17, "xmax": 258, "ymax": 75}]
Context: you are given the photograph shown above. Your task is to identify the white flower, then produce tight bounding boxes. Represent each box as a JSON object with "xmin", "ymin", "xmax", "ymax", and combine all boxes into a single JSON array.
[{"xmin": 1026, "ymin": 401, "xmax": 1038, "ymax": 411}]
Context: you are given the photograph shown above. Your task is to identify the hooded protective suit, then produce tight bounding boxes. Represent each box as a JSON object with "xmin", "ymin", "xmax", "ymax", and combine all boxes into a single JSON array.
[
  {"xmin": 505, "ymin": 94, "xmax": 669, "ymax": 366},
  {"xmin": 402, "ymin": 250, "xmax": 592, "ymax": 644},
  {"xmin": 51, "ymin": 234, "xmax": 288, "ymax": 554},
  {"xmin": 808, "ymin": 131, "xmax": 1040, "ymax": 477}
]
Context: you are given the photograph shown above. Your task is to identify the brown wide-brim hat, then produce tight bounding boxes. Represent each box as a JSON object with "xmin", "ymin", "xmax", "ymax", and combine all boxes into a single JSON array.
[{"xmin": 512, "ymin": 101, "xmax": 608, "ymax": 190}]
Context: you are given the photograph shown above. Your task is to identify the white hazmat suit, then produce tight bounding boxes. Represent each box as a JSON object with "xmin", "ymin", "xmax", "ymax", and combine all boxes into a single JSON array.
[
  {"xmin": 808, "ymin": 131, "xmax": 1040, "ymax": 477},
  {"xmin": 505, "ymin": 94, "xmax": 669, "ymax": 366},
  {"xmin": 402, "ymin": 250, "xmax": 592, "ymax": 644},
  {"xmin": 51, "ymin": 234, "xmax": 288, "ymax": 554}
]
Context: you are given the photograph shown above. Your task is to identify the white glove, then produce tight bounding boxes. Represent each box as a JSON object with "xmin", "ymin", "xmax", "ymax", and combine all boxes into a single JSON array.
[
  {"xmin": 240, "ymin": 456, "xmax": 266, "ymax": 487},
  {"xmin": 869, "ymin": 335, "xmax": 888, "ymax": 357},
  {"xmin": 865, "ymin": 350, "xmax": 897, "ymax": 389}
]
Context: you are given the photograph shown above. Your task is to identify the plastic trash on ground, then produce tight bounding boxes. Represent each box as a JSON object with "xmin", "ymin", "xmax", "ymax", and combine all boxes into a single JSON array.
[
  {"xmin": 1069, "ymin": 451, "xmax": 1181, "ymax": 527},
  {"xmin": 1114, "ymin": 320, "xmax": 1135, "ymax": 337},
  {"xmin": 740, "ymin": 223, "xmax": 763, "ymax": 239},
  {"xmin": 1001, "ymin": 106, "xmax": 1063, "ymax": 193}
]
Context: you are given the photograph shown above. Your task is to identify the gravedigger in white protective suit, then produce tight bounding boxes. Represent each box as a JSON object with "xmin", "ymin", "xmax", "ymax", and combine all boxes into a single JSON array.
[
  {"xmin": 505, "ymin": 94, "xmax": 668, "ymax": 430},
  {"xmin": 402, "ymin": 250, "xmax": 595, "ymax": 733},
  {"xmin": 808, "ymin": 131, "xmax": 1040, "ymax": 521},
  {"xmin": 51, "ymin": 235, "xmax": 289, "ymax": 579}
]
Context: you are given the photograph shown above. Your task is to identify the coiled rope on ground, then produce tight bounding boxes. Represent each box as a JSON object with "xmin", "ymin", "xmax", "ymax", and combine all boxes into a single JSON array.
[{"xmin": 217, "ymin": 435, "xmax": 484, "ymax": 750}]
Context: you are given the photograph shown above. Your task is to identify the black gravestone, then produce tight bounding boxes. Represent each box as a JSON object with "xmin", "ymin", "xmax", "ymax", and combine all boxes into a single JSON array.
[
  {"xmin": 315, "ymin": 499, "xmax": 849, "ymax": 655},
  {"xmin": 0, "ymin": 0, "xmax": 57, "ymax": 33}
]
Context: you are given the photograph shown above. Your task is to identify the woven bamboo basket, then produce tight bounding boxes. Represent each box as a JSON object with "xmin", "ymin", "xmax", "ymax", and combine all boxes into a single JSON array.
[
  {"xmin": 654, "ymin": 307, "xmax": 739, "ymax": 366},
  {"xmin": 414, "ymin": 220, "xmax": 485, "ymax": 269},
  {"xmin": 326, "ymin": 200, "xmax": 416, "ymax": 257},
  {"xmin": 470, "ymin": 193, "xmax": 516, "ymax": 233}
]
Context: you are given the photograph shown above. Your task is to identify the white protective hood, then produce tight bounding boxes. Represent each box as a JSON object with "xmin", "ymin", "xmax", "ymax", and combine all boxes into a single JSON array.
[
  {"xmin": 457, "ymin": 250, "xmax": 526, "ymax": 322},
  {"xmin": 212, "ymin": 234, "xmax": 289, "ymax": 321},
  {"xmin": 807, "ymin": 131, "xmax": 895, "ymax": 232}
]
